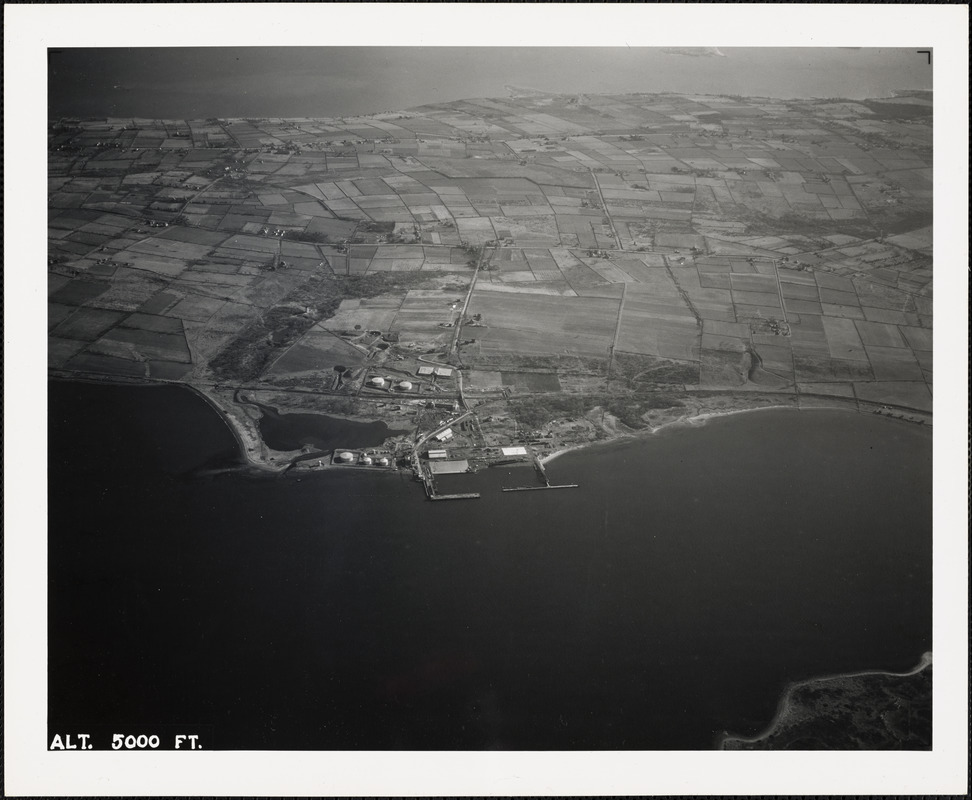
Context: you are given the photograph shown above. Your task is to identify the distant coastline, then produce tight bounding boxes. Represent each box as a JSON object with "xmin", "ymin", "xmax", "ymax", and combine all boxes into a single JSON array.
[
  {"xmin": 717, "ymin": 652, "xmax": 933, "ymax": 750},
  {"xmin": 540, "ymin": 399, "xmax": 929, "ymax": 467},
  {"xmin": 48, "ymin": 48, "xmax": 932, "ymax": 120}
]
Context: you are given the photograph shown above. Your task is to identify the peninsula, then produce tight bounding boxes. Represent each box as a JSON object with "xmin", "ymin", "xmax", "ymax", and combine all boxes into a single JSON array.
[{"xmin": 49, "ymin": 91, "xmax": 933, "ymax": 478}]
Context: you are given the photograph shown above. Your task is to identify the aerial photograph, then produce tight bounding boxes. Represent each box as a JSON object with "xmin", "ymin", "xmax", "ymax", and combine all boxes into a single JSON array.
[{"xmin": 4, "ymin": 5, "xmax": 969, "ymax": 796}]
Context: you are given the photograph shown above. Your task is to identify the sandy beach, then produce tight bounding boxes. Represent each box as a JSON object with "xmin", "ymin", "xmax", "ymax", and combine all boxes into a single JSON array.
[
  {"xmin": 50, "ymin": 371, "xmax": 931, "ymax": 478},
  {"xmin": 540, "ymin": 400, "xmax": 858, "ymax": 466}
]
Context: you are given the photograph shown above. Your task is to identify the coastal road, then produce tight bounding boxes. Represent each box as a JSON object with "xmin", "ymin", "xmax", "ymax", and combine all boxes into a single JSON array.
[
  {"xmin": 605, "ymin": 282, "xmax": 627, "ymax": 389},
  {"xmin": 451, "ymin": 245, "xmax": 491, "ymax": 357},
  {"xmin": 590, "ymin": 168, "xmax": 622, "ymax": 251}
]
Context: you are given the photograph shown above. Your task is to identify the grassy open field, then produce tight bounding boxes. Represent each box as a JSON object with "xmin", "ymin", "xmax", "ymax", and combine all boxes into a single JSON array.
[
  {"xmin": 468, "ymin": 288, "xmax": 619, "ymax": 358},
  {"xmin": 268, "ymin": 327, "xmax": 368, "ymax": 376},
  {"xmin": 320, "ymin": 295, "xmax": 405, "ymax": 332}
]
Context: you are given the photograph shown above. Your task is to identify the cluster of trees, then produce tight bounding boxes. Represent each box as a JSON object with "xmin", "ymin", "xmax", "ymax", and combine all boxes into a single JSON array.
[
  {"xmin": 359, "ymin": 221, "xmax": 396, "ymax": 234},
  {"xmin": 293, "ymin": 230, "xmax": 331, "ymax": 244},
  {"xmin": 210, "ymin": 271, "xmax": 435, "ymax": 382},
  {"xmin": 509, "ymin": 391, "xmax": 681, "ymax": 430},
  {"xmin": 614, "ymin": 353, "xmax": 699, "ymax": 386}
]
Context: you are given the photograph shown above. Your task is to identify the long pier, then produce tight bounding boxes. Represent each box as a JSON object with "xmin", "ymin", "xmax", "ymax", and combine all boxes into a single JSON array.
[
  {"xmin": 500, "ymin": 454, "xmax": 579, "ymax": 491},
  {"xmin": 533, "ymin": 454, "xmax": 553, "ymax": 486},
  {"xmin": 502, "ymin": 484, "xmax": 579, "ymax": 492}
]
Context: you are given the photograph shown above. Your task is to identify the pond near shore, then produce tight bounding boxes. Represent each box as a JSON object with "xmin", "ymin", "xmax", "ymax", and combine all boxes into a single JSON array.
[{"xmin": 247, "ymin": 396, "xmax": 407, "ymax": 452}]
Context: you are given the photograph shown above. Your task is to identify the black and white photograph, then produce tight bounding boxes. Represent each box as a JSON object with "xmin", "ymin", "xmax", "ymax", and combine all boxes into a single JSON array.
[{"xmin": 4, "ymin": 4, "xmax": 968, "ymax": 797}]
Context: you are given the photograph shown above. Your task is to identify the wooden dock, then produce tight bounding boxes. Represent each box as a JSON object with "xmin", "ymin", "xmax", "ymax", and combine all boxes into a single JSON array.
[{"xmin": 430, "ymin": 492, "xmax": 481, "ymax": 500}]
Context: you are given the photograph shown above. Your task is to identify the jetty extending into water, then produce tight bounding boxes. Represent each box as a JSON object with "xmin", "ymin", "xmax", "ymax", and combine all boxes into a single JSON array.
[
  {"xmin": 501, "ymin": 454, "xmax": 579, "ymax": 492},
  {"xmin": 502, "ymin": 484, "xmax": 579, "ymax": 492},
  {"xmin": 430, "ymin": 491, "xmax": 481, "ymax": 501},
  {"xmin": 413, "ymin": 450, "xmax": 580, "ymax": 498},
  {"xmin": 423, "ymin": 477, "xmax": 481, "ymax": 500}
]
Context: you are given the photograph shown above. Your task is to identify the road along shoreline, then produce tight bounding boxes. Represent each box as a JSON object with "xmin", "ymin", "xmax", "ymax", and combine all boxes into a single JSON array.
[{"xmin": 540, "ymin": 395, "xmax": 929, "ymax": 467}]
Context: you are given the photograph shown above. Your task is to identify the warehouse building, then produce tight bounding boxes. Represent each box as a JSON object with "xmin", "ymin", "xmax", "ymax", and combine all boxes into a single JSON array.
[{"xmin": 429, "ymin": 459, "xmax": 470, "ymax": 475}]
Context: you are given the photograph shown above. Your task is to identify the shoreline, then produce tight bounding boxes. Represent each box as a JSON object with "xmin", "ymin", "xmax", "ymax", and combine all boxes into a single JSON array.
[
  {"xmin": 48, "ymin": 374, "xmax": 936, "ymax": 749},
  {"xmin": 715, "ymin": 651, "xmax": 933, "ymax": 750},
  {"xmin": 48, "ymin": 373, "xmax": 932, "ymax": 477},
  {"xmin": 185, "ymin": 385, "xmax": 293, "ymax": 474},
  {"xmin": 540, "ymin": 401, "xmax": 858, "ymax": 466}
]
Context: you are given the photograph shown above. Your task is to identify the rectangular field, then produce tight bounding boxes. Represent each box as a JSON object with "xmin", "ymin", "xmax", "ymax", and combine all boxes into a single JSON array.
[
  {"xmin": 90, "ymin": 327, "xmax": 192, "ymax": 363},
  {"xmin": 615, "ymin": 283, "xmax": 701, "ymax": 361},
  {"xmin": 49, "ymin": 307, "xmax": 127, "ymax": 341},
  {"xmin": 320, "ymin": 295, "xmax": 406, "ymax": 332},
  {"xmin": 389, "ymin": 291, "xmax": 456, "ymax": 337},
  {"xmin": 822, "ymin": 316, "xmax": 868, "ymax": 361},
  {"xmin": 467, "ymin": 288, "xmax": 619, "ymax": 358},
  {"xmin": 269, "ymin": 328, "xmax": 368, "ymax": 375}
]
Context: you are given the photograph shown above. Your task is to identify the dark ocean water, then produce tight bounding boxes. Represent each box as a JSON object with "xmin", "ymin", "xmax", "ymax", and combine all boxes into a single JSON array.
[
  {"xmin": 48, "ymin": 47, "xmax": 931, "ymax": 120},
  {"xmin": 48, "ymin": 381, "xmax": 932, "ymax": 749}
]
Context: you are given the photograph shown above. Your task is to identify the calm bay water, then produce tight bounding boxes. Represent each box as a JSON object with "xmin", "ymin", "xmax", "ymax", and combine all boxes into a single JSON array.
[
  {"xmin": 48, "ymin": 47, "xmax": 931, "ymax": 120},
  {"xmin": 48, "ymin": 381, "xmax": 931, "ymax": 749},
  {"xmin": 252, "ymin": 398, "xmax": 407, "ymax": 453}
]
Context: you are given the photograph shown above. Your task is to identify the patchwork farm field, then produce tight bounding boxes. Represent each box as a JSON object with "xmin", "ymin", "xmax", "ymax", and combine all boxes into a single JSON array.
[{"xmin": 47, "ymin": 89, "xmax": 932, "ymax": 421}]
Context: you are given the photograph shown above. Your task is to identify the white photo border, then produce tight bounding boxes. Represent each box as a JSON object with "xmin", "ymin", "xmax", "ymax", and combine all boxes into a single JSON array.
[{"xmin": 5, "ymin": 3, "xmax": 968, "ymax": 796}]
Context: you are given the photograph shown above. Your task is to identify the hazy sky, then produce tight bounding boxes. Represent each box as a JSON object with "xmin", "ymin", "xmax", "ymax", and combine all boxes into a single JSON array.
[{"xmin": 48, "ymin": 47, "xmax": 933, "ymax": 119}]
